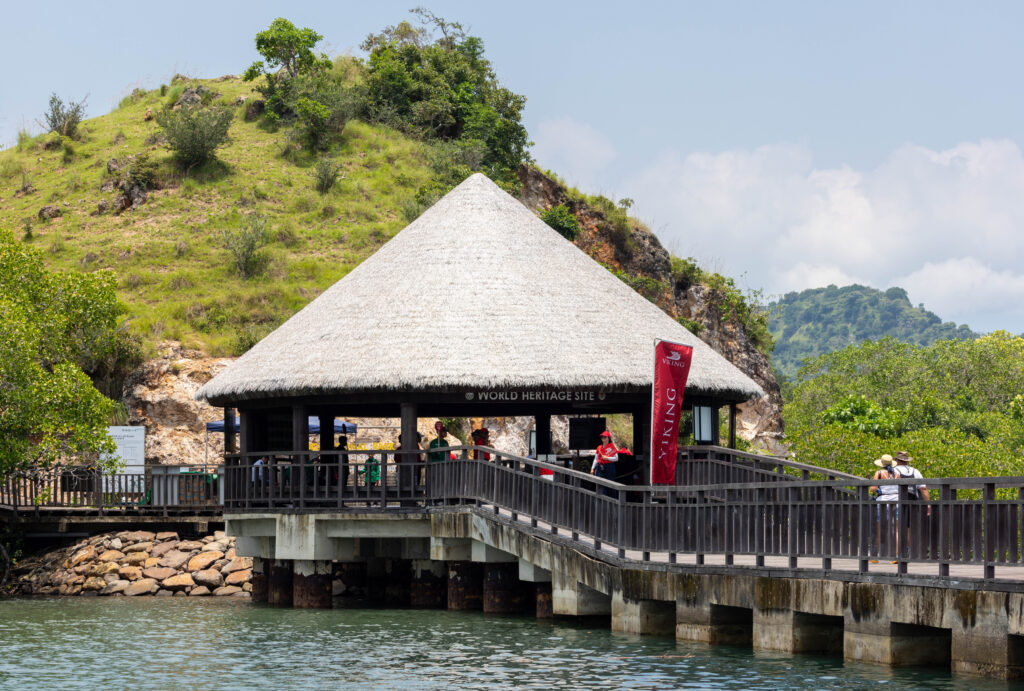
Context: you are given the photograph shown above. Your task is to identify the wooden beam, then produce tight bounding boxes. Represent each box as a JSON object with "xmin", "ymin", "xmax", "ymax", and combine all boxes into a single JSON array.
[{"xmin": 728, "ymin": 403, "xmax": 737, "ymax": 450}]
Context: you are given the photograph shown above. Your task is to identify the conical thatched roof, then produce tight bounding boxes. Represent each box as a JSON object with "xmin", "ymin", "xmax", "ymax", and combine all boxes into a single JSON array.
[{"xmin": 197, "ymin": 174, "xmax": 763, "ymax": 404}]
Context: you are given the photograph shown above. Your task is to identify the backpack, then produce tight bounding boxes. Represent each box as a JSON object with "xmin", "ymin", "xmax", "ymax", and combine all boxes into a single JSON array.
[{"xmin": 892, "ymin": 465, "xmax": 920, "ymax": 500}]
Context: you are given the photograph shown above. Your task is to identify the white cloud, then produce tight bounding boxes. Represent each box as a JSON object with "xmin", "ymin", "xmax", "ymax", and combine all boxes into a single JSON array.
[
  {"xmin": 626, "ymin": 139, "xmax": 1024, "ymax": 333},
  {"xmin": 531, "ymin": 117, "xmax": 616, "ymax": 190}
]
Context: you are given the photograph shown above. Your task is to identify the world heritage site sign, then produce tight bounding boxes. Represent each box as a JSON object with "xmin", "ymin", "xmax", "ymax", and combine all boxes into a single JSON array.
[{"xmin": 650, "ymin": 340, "xmax": 693, "ymax": 485}]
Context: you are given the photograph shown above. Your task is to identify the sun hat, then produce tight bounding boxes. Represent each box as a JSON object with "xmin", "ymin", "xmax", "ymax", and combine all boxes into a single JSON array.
[
  {"xmin": 894, "ymin": 451, "xmax": 913, "ymax": 463},
  {"xmin": 600, "ymin": 431, "xmax": 612, "ymax": 438},
  {"xmin": 874, "ymin": 454, "xmax": 894, "ymax": 467}
]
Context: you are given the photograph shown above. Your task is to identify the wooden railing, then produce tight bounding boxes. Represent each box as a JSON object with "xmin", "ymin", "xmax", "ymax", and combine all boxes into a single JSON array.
[
  {"xmin": 218, "ymin": 446, "xmax": 1024, "ymax": 582},
  {"xmin": 0, "ymin": 465, "xmax": 223, "ymax": 514}
]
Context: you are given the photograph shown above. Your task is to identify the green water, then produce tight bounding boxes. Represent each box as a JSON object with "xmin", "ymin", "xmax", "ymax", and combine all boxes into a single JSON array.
[{"xmin": 0, "ymin": 598, "xmax": 1020, "ymax": 690}]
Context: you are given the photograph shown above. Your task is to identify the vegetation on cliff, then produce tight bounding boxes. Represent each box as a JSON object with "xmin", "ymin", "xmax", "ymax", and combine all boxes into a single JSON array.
[
  {"xmin": 769, "ymin": 284, "xmax": 976, "ymax": 379},
  {"xmin": 784, "ymin": 333, "xmax": 1024, "ymax": 478}
]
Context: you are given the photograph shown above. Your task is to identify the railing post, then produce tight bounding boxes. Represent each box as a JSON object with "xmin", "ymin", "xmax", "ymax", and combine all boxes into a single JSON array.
[
  {"xmin": 724, "ymin": 486, "xmax": 734, "ymax": 566},
  {"xmin": 897, "ymin": 484, "xmax": 909, "ymax": 575},
  {"xmin": 756, "ymin": 486, "xmax": 766, "ymax": 567},
  {"xmin": 984, "ymin": 482, "xmax": 996, "ymax": 580},
  {"xmin": 787, "ymin": 485, "xmax": 798, "ymax": 569},
  {"xmin": 696, "ymin": 489, "xmax": 705, "ymax": 565},
  {"xmin": 938, "ymin": 482, "xmax": 949, "ymax": 577},
  {"xmin": 617, "ymin": 491, "xmax": 626, "ymax": 559},
  {"xmin": 668, "ymin": 491, "xmax": 677, "ymax": 564},
  {"xmin": 858, "ymin": 484, "xmax": 870, "ymax": 572}
]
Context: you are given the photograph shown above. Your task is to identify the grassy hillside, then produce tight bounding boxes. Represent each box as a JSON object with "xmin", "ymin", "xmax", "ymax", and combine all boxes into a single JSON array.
[
  {"xmin": 0, "ymin": 75, "xmax": 436, "ymax": 356},
  {"xmin": 768, "ymin": 284, "xmax": 976, "ymax": 379}
]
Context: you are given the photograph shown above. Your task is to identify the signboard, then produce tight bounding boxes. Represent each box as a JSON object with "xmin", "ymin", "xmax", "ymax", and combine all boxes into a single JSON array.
[
  {"xmin": 105, "ymin": 426, "xmax": 146, "ymax": 474},
  {"xmin": 650, "ymin": 340, "xmax": 693, "ymax": 485}
]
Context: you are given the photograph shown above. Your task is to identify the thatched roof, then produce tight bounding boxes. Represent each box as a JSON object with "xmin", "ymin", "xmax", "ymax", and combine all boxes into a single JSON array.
[{"xmin": 197, "ymin": 174, "xmax": 763, "ymax": 404}]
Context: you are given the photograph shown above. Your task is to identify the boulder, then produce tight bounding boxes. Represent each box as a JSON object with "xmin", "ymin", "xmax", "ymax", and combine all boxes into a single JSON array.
[
  {"xmin": 189, "ymin": 586, "xmax": 211, "ymax": 597},
  {"xmin": 100, "ymin": 179, "xmax": 115, "ymax": 193},
  {"xmin": 151, "ymin": 541, "xmax": 179, "ymax": 558},
  {"xmin": 156, "ymin": 532, "xmax": 178, "ymax": 542},
  {"xmin": 108, "ymin": 538, "xmax": 123, "ymax": 550},
  {"xmin": 187, "ymin": 551, "xmax": 223, "ymax": 572},
  {"xmin": 213, "ymin": 530, "xmax": 227, "ymax": 541},
  {"xmin": 106, "ymin": 158, "xmax": 121, "ymax": 174},
  {"xmin": 162, "ymin": 573, "xmax": 195, "ymax": 590},
  {"xmin": 142, "ymin": 566, "xmax": 177, "ymax": 581},
  {"xmin": 193, "ymin": 569, "xmax": 223, "ymax": 589},
  {"xmin": 213, "ymin": 585, "xmax": 242, "ymax": 596},
  {"xmin": 103, "ymin": 572, "xmax": 121, "ymax": 585},
  {"xmin": 224, "ymin": 569, "xmax": 250, "ymax": 586},
  {"xmin": 74, "ymin": 564, "xmax": 93, "ymax": 575},
  {"xmin": 155, "ymin": 589, "xmax": 173, "ymax": 597},
  {"xmin": 82, "ymin": 576, "xmax": 106, "ymax": 591},
  {"xmin": 38, "ymin": 205, "xmax": 62, "ymax": 220},
  {"xmin": 100, "ymin": 580, "xmax": 130, "ymax": 596},
  {"xmin": 124, "ymin": 578, "xmax": 159, "ymax": 596},
  {"xmin": 144, "ymin": 558, "xmax": 160, "ymax": 568},
  {"xmin": 122, "ymin": 530, "xmax": 156, "ymax": 543},
  {"xmin": 202, "ymin": 541, "xmax": 228, "ymax": 553},
  {"xmin": 221, "ymin": 557, "xmax": 252, "ymax": 574},
  {"xmin": 120, "ymin": 552, "xmax": 149, "ymax": 566},
  {"xmin": 68, "ymin": 545, "xmax": 95, "ymax": 567},
  {"xmin": 123, "ymin": 541, "xmax": 153, "ymax": 553},
  {"xmin": 224, "ymin": 548, "xmax": 237, "ymax": 561},
  {"xmin": 97, "ymin": 549, "xmax": 125, "ymax": 562},
  {"xmin": 118, "ymin": 566, "xmax": 142, "ymax": 581},
  {"xmin": 87, "ymin": 562, "xmax": 120, "ymax": 577},
  {"xmin": 159, "ymin": 550, "xmax": 190, "ymax": 569},
  {"xmin": 173, "ymin": 591, "xmax": 187, "ymax": 597},
  {"xmin": 176, "ymin": 540, "xmax": 204, "ymax": 551},
  {"xmin": 94, "ymin": 199, "xmax": 110, "ymax": 215}
]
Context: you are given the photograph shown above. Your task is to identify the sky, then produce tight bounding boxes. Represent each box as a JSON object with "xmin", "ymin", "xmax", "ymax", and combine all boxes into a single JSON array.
[{"xmin": 2, "ymin": 1, "xmax": 1022, "ymax": 333}]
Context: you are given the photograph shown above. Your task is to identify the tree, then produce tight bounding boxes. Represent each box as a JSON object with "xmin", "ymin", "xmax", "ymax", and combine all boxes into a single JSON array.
[
  {"xmin": 243, "ymin": 18, "xmax": 332, "ymax": 119},
  {"xmin": 0, "ymin": 231, "xmax": 123, "ymax": 477},
  {"xmin": 40, "ymin": 93, "xmax": 87, "ymax": 139}
]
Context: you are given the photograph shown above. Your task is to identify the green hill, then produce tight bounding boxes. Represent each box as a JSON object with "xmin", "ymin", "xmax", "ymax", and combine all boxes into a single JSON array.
[{"xmin": 768, "ymin": 284, "xmax": 976, "ymax": 379}]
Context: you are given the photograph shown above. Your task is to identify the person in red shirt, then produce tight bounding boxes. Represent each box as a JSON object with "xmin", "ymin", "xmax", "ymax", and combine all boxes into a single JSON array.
[
  {"xmin": 471, "ymin": 428, "xmax": 491, "ymax": 461},
  {"xmin": 590, "ymin": 431, "xmax": 619, "ymax": 497}
]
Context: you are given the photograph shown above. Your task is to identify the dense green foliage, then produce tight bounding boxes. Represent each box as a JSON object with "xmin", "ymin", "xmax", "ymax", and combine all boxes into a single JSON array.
[
  {"xmin": 222, "ymin": 214, "xmax": 272, "ymax": 278},
  {"xmin": 539, "ymin": 204, "xmax": 580, "ymax": 240},
  {"xmin": 785, "ymin": 334, "xmax": 1024, "ymax": 479},
  {"xmin": 0, "ymin": 231, "xmax": 127, "ymax": 476},
  {"xmin": 361, "ymin": 11, "xmax": 530, "ymax": 186},
  {"xmin": 769, "ymin": 284, "xmax": 976, "ymax": 379},
  {"xmin": 156, "ymin": 105, "xmax": 233, "ymax": 167}
]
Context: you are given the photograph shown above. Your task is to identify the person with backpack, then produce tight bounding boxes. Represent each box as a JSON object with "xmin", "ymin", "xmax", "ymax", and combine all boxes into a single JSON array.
[{"xmin": 869, "ymin": 451, "xmax": 930, "ymax": 563}]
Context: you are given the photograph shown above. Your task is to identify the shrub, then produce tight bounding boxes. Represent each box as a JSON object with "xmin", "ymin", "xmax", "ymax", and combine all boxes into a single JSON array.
[
  {"xmin": 156, "ymin": 105, "xmax": 233, "ymax": 167},
  {"xmin": 313, "ymin": 157, "xmax": 341, "ymax": 194},
  {"xmin": 539, "ymin": 204, "xmax": 580, "ymax": 241},
  {"xmin": 669, "ymin": 256, "xmax": 705, "ymax": 288},
  {"xmin": 60, "ymin": 137, "xmax": 75, "ymax": 164},
  {"xmin": 16, "ymin": 129, "xmax": 32, "ymax": 151},
  {"xmin": 124, "ymin": 153, "xmax": 158, "ymax": 190},
  {"xmin": 676, "ymin": 316, "xmax": 703, "ymax": 335},
  {"xmin": 221, "ymin": 214, "xmax": 272, "ymax": 278},
  {"xmin": 41, "ymin": 93, "xmax": 87, "ymax": 138}
]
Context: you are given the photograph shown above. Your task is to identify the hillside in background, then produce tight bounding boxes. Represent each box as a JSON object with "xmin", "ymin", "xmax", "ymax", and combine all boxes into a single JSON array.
[{"xmin": 768, "ymin": 284, "xmax": 976, "ymax": 379}]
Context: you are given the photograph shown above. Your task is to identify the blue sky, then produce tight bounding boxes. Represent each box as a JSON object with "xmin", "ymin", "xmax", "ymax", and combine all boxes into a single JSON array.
[{"xmin": 3, "ymin": 1, "xmax": 1022, "ymax": 332}]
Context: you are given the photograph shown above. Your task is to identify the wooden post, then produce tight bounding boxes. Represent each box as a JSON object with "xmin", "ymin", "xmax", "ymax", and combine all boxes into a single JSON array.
[
  {"xmin": 633, "ymin": 401, "xmax": 651, "ymax": 485},
  {"xmin": 319, "ymin": 409, "xmax": 335, "ymax": 500},
  {"xmin": 728, "ymin": 403, "xmax": 737, "ymax": 449},
  {"xmin": 535, "ymin": 414, "xmax": 551, "ymax": 456},
  {"xmin": 224, "ymin": 407, "xmax": 236, "ymax": 455},
  {"xmin": 400, "ymin": 402, "xmax": 417, "ymax": 497},
  {"xmin": 293, "ymin": 405, "xmax": 308, "ymax": 509}
]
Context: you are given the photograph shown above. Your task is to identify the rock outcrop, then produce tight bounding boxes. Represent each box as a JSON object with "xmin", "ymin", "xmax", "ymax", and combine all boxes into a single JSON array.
[{"xmin": 9, "ymin": 530, "xmax": 251, "ymax": 598}]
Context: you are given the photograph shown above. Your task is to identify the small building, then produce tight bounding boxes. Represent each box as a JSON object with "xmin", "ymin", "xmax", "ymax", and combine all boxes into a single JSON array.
[{"xmin": 197, "ymin": 173, "xmax": 762, "ymax": 477}]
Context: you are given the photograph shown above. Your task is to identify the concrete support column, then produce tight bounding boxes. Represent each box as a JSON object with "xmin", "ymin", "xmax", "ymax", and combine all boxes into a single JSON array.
[
  {"xmin": 676, "ymin": 601, "xmax": 752, "ymax": 646},
  {"xmin": 844, "ymin": 619, "xmax": 950, "ymax": 668},
  {"xmin": 293, "ymin": 559, "xmax": 332, "ymax": 609},
  {"xmin": 267, "ymin": 559, "xmax": 294, "ymax": 607},
  {"xmin": 753, "ymin": 609, "xmax": 842, "ymax": 654},
  {"xmin": 385, "ymin": 558, "xmax": 412, "ymax": 607},
  {"xmin": 334, "ymin": 561, "xmax": 367, "ymax": 598},
  {"xmin": 447, "ymin": 561, "xmax": 483, "ymax": 611},
  {"xmin": 612, "ymin": 592, "xmax": 675, "ymax": 636},
  {"xmin": 952, "ymin": 631, "xmax": 1023, "ymax": 679},
  {"xmin": 483, "ymin": 563, "xmax": 524, "ymax": 614},
  {"xmin": 535, "ymin": 582, "xmax": 553, "ymax": 619},
  {"xmin": 552, "ymin": 569, "xmax": 611, "ymax": 617},
  {"xmin": 250, "ymin": 556, "xmax": 268, "ymax": 603},
  {"xmin": 410, "ymin": 559, "xmax": 447, "ymax": 608}
]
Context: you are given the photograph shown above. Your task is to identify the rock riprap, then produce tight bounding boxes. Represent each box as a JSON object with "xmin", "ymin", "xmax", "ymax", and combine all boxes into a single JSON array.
[{"xmin": 9, "ymin": 530, "xmax": 252, "ymax": 598}]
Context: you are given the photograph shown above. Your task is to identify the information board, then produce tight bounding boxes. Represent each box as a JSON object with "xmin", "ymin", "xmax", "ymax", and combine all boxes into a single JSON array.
[{"xmin": 105, "ymin": 426, "xmax": 146, "ymax": 473}]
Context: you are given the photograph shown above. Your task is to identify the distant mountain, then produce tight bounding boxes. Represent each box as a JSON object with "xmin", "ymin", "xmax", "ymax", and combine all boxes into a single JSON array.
[{"xmin": 768, "ymin": 284, "xmax": 976, "ymax": 379}]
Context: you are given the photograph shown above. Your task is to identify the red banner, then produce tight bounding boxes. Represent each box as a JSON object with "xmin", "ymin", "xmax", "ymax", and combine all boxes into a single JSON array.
[{"xmin": 650, "ymin": 340, "xmax": 693, "ymax": 485}]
